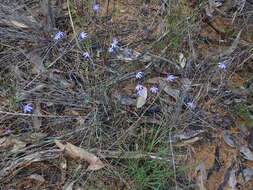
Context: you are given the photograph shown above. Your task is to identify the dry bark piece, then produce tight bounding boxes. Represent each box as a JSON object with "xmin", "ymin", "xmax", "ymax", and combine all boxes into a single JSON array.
[{"xmin": 55, "ymin": 140, "xmax": 105, "ymax": 171}]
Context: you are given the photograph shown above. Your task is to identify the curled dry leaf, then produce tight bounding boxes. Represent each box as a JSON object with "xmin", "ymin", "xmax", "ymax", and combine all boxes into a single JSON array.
[
  {"xmin": 27, "ymin": 174, "xmax": 45, "ymax": 184},
  {"xmin": 239, "ymin": 146, "xmax": 253, "ymax": 161},
  {"xmin": 55, "ymin": 140, "xmax": 105, "ymax": 171},
  {"xmin": 136, "ymin": 86, "xmax": 147, "ymax": 108},
  {"xmin": 221, "ymin": 130, "xmax": 236, "ymax": 147}
]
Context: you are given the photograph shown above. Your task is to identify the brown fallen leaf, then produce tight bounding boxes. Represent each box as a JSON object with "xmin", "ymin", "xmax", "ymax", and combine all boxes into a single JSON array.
[
  {"xmin": 55, "ymin": 140, "xmax": 105, "ymax": 171},
  {"xmin": 136, "ymin": 87, "xmax": 147, "ymax": 108}
]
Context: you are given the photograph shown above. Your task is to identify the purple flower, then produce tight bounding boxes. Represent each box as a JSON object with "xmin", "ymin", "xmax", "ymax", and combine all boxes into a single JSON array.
[
  {"xmin": 108, "ymin": 38, "xmax": 118, "ymax": 53},
  {"xmin": 92, "ymin": 3, "xmax": 100, "ymax": 11},
  {"xmin": 150, "ymin": 86, "xmax": 159, "ymax": 94},
  {"xmin": 54, "ymin": 31, "xmax": 64, "ymax": 40},
  {"xmin": 80, "ymin": 32, "xmax": 88, "ymax": 39},
  {"xmin": 137, "ymin": 89, "xmax": 146, "ymax": 96},
  {"xmin": 135, "ymin": 72, "xmax": 143, "ymax": 79},
  {"xmin": 82, "ymin": 52, "xmax": 90, "ymax": 58},
  {"xmin": 167, "ymin": 74, "xmax": 175, "ymax": 82},
  {"xmin": 23, "ymin": 103, "xmax": 33, "ymax": 113},
  {"xmin": 111, "ymin": 38, "xmax": 118, "ymax": 48},
  {"xmin": 108, "ymin": 46, "xmax": 114, "ymax": 53},
  {"xmin": 135, "ymin": 84, "xmax": 144, "ymax": 91},
  {"xmin": 186, "ymin": 102, "xmax": 196, "ymax": 109},
  {"xmin": 218, "ymin": 62, "xmax": 226, "ymax": 69}
]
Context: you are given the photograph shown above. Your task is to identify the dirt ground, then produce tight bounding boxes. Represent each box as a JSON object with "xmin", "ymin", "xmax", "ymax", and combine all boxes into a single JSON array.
[{"xmin": 0, "ymin": 0, "xmax": 253, "ymax": 189}]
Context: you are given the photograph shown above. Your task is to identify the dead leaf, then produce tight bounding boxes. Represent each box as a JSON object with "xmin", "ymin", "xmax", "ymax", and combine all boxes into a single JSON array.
[
  {"xmin": 179, "ymin": 53, "xmax": 186, "ymax": 68},
  {"xmin": 175, "ymin": 136, "xmax": 203, "ymax": 147},
  {"xmin": 113, "ymin": 93, "xmax": 136, "ymax": 106},
  {"xmin": 221, "ymin": 131, "xmax": 236, "ymax": 147},
  {"xmin": 10, "ymin": 20, "xmax": 28, "ymax": 28},
  {"xmin": 136, "ymin": 87, "xmax": 147, "ymax": 108},
  {"xmin": 159, "ymin": 80, "xmax": 180, "ymax": 101},
  {"xmin": 239, "ymin": 146, "xmax": 253, "ymax": 161},
  {"xmin": 0, "ymin": 136, "xmax": 26, "ymax": 153},
  {"xmin": 146, "ymin": 77, "xmax": 165, "ymax": 84},
  {"xmin": 27, "ymin": 174, "xmax": 45, "ymax": 184},
  {"xmin": 63, "ymin": 181, "xmax": 75, "ymax": 190},
  {"xmin": 55, "ymin": 140, "xmax": 105, "ymax": 171},
  {"xmin": 29, "ymin": 132, "xmax": 47, "ymax": 140},
  {"xmin": 175, "ymin": 130, "xmax": 204, "ymax": 141},
  {"xmin": 163, "ymin": 86, "xmax": 180, "ymax": 100},
  {"xmin": 25, "ymin": 50, "xmax": 45, "ymax": 74},
  {"xmin": 219, "ymin": 30, "xmax": 242, "ymax": 57},
  {"xmin": 11, "ymin": 140, "xmax": 26, "ymax": 153},
  {"xmin": 0, "ymin": 149, "xmax": 61, "ymax": 181},
  {"xmin": 195, "ymin": 163, "xmax": 207, "ymax": 190}
]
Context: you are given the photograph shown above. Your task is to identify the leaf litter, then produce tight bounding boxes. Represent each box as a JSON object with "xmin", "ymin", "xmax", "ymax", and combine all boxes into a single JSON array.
[
  {"xmin": 0, "ymin": 0, "xmax": 253, "ymax": 189},
  {"xmin": 55, "ymin": 140, "xmax": 105, "ymax": 171}
]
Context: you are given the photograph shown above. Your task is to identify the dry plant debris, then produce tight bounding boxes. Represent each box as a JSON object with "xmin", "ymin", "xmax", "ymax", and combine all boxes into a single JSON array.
[{"xmin": 0, "ymin": 0, "xmax": 252, "ymax": 189}]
